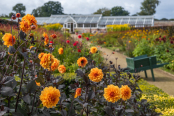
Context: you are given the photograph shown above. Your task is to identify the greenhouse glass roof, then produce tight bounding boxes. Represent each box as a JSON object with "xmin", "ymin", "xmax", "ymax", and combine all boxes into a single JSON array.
[{"xmin": 9, "ymin": 14, "xmax": 154, "ymax": 27}]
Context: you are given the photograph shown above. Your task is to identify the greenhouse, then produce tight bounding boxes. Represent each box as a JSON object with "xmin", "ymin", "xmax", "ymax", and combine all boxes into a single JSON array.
[{"xmin": 12, "ymin": 14, "xmax": 154, "ymax": 33}]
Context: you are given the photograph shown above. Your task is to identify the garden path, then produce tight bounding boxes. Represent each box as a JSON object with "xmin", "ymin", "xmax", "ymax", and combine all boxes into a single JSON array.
[{"xmin": 71, "ymin": 34, "xmax": 174, "ymax": 96}]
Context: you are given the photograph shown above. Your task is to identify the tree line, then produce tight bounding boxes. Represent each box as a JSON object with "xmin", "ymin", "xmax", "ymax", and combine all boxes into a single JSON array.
[{"xmin": 1, "ymin": 0, "xmax": 164, "ymax": 19}]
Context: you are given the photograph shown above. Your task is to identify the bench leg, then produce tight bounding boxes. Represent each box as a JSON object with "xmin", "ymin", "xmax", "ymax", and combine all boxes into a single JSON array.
[
  {"xmin": 144, "ymin": 70, "xmax": 148, "ymax": 78},
  {"xmin": 150, "ymin": 68, "xmax": 155, "ymax": 81}
]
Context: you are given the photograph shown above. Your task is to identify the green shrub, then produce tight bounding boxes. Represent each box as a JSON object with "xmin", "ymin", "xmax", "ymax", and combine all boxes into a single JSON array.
[{"xmin": 133, "ymin": 39, "xmax": 153, "ymax": 57}]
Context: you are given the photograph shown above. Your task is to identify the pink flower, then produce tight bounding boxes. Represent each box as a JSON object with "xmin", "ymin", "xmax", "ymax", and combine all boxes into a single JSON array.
[
  {"xmin": 66, "ymin": 40, "xmax": 70, "ymax": 43},
  {"xmin": 86, "ymin": 37, "xmax": 89, "ymax": 41},
  {"xmin": 78, "ymin": 49, "xmax": 81, "ymax": 52},
  {"xmin": 78, "ymin": 35, "xmax": 82, "ymax": 39}
]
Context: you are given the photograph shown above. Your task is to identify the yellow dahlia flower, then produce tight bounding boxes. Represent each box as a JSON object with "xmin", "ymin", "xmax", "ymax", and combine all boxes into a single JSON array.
[
  {"xmin": 88, "ymin": 67, "xmax": 103, "ymax": 82},
  {"xmin": 40, "ymin": 86, "xmax": 60, "ymax": 108},
  {"xmin": 51, "ymin": 58, "xmax": 60, "ymax": 71},
  {"xmin": 58, "ymin": 48, "xmax": 63, "ymax": 55},
  {"xmin": 120, "ymin": 85, "xmax": 132, "ymax": 101},
  {"xmin": 19, "ymin": 20, "xmax": 30, "ymax": 33},
  {"xmin": 2, "ymin": 33, "xmax": 16, "ymax": 47},
  {"xmin": 58, "ymin": 65, "xmax": 66, "ymax": 73},
  {"xmin": 40, "ymin": 53, "xmax": 55, "ymax": 70},
  {"xmin": 22, "ymin": 14, "xmax": 37, "ymax": 27},
  {"xmin": 38, "ymin": 53, "xmax": 45, "ymax": 60},
  {"xmin": 77, "ymin": 57, "xmax": 88, "ymax": 67},
  {"xmin": 103, "ymin": 84, "xmax": 121, "ymax": 103},
  {"xmin": 90, "ymin": 47, "xmax": 97, "ymax": 54}
]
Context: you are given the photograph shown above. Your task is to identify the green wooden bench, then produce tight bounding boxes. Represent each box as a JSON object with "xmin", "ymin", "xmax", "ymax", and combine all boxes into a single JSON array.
[{"xmin": 124, "ymin": 55, "xmax": 168, "ymax": 81}]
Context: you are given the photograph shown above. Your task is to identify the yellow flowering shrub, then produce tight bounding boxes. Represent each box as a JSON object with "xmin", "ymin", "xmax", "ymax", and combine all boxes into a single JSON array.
[{"xmin": 43, "ymin": 23, "xmax": 63, "ymax": 31}]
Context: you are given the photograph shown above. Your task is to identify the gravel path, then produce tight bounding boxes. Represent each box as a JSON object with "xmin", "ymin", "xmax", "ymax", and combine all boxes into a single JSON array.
[{"xmin": 71, "ymin": 34, "xmax": 174, "ymax": 96}]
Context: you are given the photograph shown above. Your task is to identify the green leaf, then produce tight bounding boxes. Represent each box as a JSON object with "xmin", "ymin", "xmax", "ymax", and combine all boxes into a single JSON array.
[
  {"xmin": 105, "ymin": 106, "xmax": 113, "ymax": 116},
  {"xmin": 26, "ymin": 80, "xmax": 37, "ymax": 93}
]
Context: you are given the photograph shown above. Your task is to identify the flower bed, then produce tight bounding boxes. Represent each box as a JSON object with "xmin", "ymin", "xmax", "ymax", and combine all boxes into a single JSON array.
[
  {"xmin": 88, "ymin": 25, "xmax": 174, "ymax": 72},
  {"xmin": 139, "ymin": 80, "xmax": 174, "ymax": 116},
  {"xmin": 0, "ymin": 14, "xmax": 162, "ymax": 115}
]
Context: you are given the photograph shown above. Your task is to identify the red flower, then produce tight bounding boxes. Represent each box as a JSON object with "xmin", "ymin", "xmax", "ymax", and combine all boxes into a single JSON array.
[
  {"xmin": 73, "ymin": 43, "xmax": 77, "ymax": 46},
  {"xmin": 51, "ymin": 34, "xmax": 57, "ymax": 39},
  {"xmin": 170, "ymin": 41, "xmax": 174, "ymax": 44},
  {"xmin": 50, "ymin": 41, "xmax": 53, "ymax": 44},
  {"xmin": 78, "ymin": 35, "xmax": 82, "ymax": 39},
  {"xmin": 78, "ymin": 49, "xmax": 81, "ymax": 52},
  {"xmin": 166, "ymin": 50, "xmax": 169, "ymax": 52},
  {"xmin": 75, "ymin": 41, "xmax": 78, "ymax": 44},
  {"xmin": 66, "ymin": 40, "xmax": 70, "ymax": 43},
  {"xmin": 77, "ymin": 46, "xmax": 79, "ymax": 48},
  {"xmin": 16, "ymin": 13, "xmax": 21, "ymax": 18},
  {"xmin": 86, "ymin": 37, "xmax": 89, "ymax": 41}
]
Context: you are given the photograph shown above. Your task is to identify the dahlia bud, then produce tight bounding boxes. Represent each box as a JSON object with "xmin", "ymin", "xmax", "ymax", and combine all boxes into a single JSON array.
[
  {"xmin": 31, "ymin": 25, "xmax": 36, "ymax": 30},
  {"xmin": 29, "ymin": 60, "xmax": 33, "ymax": 63},
  {"xmin": 49, "ymin": 45, "xmax": 53, "ymax": 48},
  {"xmin": 16, "ymin": 13, "xmax": 21, "ymax": 18},
  {"xmin": 51, "ymin": 34, "xmax": 57, "ymax": 39},
  {"xmin": 11, "ymin": 14, "xmax": 16, "ymax": 20},
  {"xmin": 29, "ymin": 33, "xmax": 34, "ymax": 37}
]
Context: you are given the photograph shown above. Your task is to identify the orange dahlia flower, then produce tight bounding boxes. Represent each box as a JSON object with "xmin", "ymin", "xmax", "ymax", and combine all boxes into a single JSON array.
[
  {"xmin": 103, "ymin": 84, "xmax": 121, "ymax": 103},
  {"xmin": 58, "ymin": 48, "xmax": 63, "ymax": 55},
  {"xmin": 19, "ymin": 20, "xmax": 30, "ymax": 33},
  {"xmin": 120, "ymin": 85, "xmax": 132, "ymax": 101},
  {"xmin": 58, "ymin": 65, "xmax": 66, "ymax": 73},
  {"xmin": 90, "ymin": 47, "xmax": 97, "ymax": 54},
  {"xmin": 51, "ymin": 34, "xmax": 57, "ymax": 39},
  {"xmin": 16, "ymin": 13, "xmax": 21, "ymax": 18},
  {"xmin": 35, "ymin": 81, "xmax": 41, "ymax": 86},
  {"xmin": 2, "ymin": 33, "xmax": 16, "ymax": 47},
  {"xmin": 74, "ymin": 88, "xmax": 81, "ymax": 98},
  {"xmin": 38, "ymin": 53, "xmax": 45, "ymax": 60},
  {"xmin": 51, "ymin": 58, "xmax": 60, "ymax": 71},
  {"xmin": 22, "ymin": 14, "xmax": 37, "ymax": 27},
  {"xmin": 40, "ymin": 86, "xmax": 60, "ymax": 108},
  {"xmin": 40, "ymin": 53, "xmax": 55, "ymax": 70},
  {"xmin": 77, "ymin": 57, "xmax": 88, "ymax": 67},
  {"xmin": 43, "ymin": 32, "xmax": 49, "ymax": 45},
  {"xmin": 30, "ymin": 46, "xmax": 34, "ymax": 49},
  {"xmin": 88, "ymin": 67, "xmax": 103, "ymax": 82}
]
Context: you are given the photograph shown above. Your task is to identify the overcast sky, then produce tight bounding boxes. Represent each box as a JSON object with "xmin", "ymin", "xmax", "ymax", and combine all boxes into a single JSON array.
[{"xmin": 0, "ymin": 0, "xmax": 173, "ymax": 19}]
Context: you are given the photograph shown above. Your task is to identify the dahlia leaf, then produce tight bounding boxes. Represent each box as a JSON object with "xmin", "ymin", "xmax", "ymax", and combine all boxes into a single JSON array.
[
  {"xmin": 23, "ymin": 94, "xmax": 31, "ymax": 104},
  {"xmin": 0, "ymin": 87, "xmax": 13, "ymax": 97}
]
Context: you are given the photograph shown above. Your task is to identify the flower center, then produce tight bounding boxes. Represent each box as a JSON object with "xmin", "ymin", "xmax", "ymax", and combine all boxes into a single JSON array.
[
  {"xmin": 81, "ymin": 60, "xmax": 84, "ymax": 64},
  {"xmin": 110, "ymin": 92, "xmax": 115, "ymax": 97},
  {"xmin": 94, "ymin": 73, "xmax": 98, "ymax": 77}
]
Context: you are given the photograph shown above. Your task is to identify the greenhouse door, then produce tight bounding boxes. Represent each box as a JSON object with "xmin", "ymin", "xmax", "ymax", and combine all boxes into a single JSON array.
[{"xmin": 71, "ymin": 23, "xmax": 73, "ymax": 32}]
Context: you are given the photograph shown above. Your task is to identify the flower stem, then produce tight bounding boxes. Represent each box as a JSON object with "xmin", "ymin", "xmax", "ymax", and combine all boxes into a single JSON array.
[{"xmin": 15, "ymin": 59, "xmax": 25, "ymax": 112}]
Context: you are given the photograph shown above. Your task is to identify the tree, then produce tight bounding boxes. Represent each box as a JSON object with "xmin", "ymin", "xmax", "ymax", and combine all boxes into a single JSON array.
[
  {"xmin": 160, "ymin": 18, "xmax": 168, "ymax": 21},
  {"xmin": 93, "ymin": 7, "xmax": 111, "ymax": 16},
  {"xmin": 138, "ymin": 0, "xmax": 160, "ymax": 15},
  {"xmin": 12, "ymin": 3, "xmax": 26, "ymax": 17},
  {"xmin": 9, "ymin": 12, "xmax": 15, "ymax": 18},
  {"xmin": 110, "ymin": 6, "xmax": 129, "ymax": 16},
  {"xmin": 31, "ymin": 1, "xmax": 63, "ymax": 17}
]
